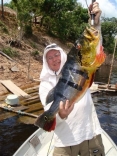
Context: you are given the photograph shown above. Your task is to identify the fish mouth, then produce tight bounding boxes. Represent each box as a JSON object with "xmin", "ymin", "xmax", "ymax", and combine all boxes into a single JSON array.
[
  {"xmin": 35, "ymin": 112, "xmax": 56, "ymax": 131},
  {"xmin": 83, "ymin": 27, "xmax": 99, "ymax": 42},
  {"xmin": 76, "ymin": 26, "xmax": 100, "ymax": 67}
]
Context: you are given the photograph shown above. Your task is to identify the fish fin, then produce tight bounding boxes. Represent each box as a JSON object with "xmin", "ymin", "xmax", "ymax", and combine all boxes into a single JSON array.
[
  {"xmin": 92, "ymin": 46, "xmax": 106, "ymax": 67},
  {"xmin": 46, "ymin": 87, "xmax": 55, "ymax": 105},
  {"xmin": 34, "ymin": 112, "xmax": 56, "ymax": 132},
  {"xmin": 88, "ymin": 73, "xmax": 95, "ymax": 88}
]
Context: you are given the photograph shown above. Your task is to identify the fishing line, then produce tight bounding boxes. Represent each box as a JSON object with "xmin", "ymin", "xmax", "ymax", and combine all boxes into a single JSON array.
[
  {"xmin": 84, "ymin": 0, "xmax": 89, "ymax": 11},
  {"xmin": 46, "ymin": 132, "xmax": 54, "ymax": 156},
  {"xmin": 84, "ymin": 0, "xmax": 91, "ymax": 14}
]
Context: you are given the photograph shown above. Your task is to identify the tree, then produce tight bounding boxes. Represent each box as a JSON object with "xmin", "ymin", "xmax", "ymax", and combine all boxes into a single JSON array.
[
  {"xmin": 1, "ymin": 0, "xmax": 4, "ymax": 18},
  {"xmin": 40, "ymin": 0, "xmax": 89, "ymax": 41},
  {"xmin": 101, "ymin": 17, "xmax": 117, "ymax": 54}
]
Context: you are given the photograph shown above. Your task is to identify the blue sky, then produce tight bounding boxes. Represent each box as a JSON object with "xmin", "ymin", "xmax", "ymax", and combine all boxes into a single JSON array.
[
  {"xmin": 77, "ymin": 0, "xmax": 117, "ymax": 18},
  {"xmin": 3, "ymin": 0, "xmax": 11, "ymax": 3},
  {"xmin": 1, "ymin": 0, "xmax": 11, "ymax": 4},
  {"xmin": 1, "ymin": 0, "xmax": 117, "ymax": 18}
]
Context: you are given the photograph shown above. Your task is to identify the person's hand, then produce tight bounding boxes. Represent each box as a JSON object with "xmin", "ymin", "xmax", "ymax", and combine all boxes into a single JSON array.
[
  {"xmin": 89, "ymin": 1, "xmax": 102, "ymax": 25},
  {"xmin": 58, "ymin": 100, "xmax": 74, "ymax": 119}
]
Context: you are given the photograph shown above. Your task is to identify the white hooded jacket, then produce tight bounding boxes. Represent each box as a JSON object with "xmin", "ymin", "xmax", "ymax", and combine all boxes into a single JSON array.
[{"xmin": 39, "ymin": 43, "xmax": 102, "ymax": 147}]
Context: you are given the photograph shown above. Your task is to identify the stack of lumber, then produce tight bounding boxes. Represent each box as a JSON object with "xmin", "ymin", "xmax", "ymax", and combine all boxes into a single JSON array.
[{"xmin": 0, "ymin": 80, "xmax": 43, "ymax": 124}]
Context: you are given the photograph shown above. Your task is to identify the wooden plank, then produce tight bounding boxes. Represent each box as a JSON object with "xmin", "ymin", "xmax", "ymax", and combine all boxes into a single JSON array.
[
  {"xmin": 0, "ymin": 80, "xmax": 30, "ymax": 97},
  {"xmin": 24, "ymin": 86, "xmax": 39, "ymax": 94},
  {"xmin": 0, "ymin": 50, "xmax": 14, "ymax": 61},
  {"xmin": 0, "ymin": 82, "xmax": 41, "ymax": 123},
  {"xmin": 0, "ymin": 80, "xmax": 21, "ymax": 96},
  {"xmin": 90, "ymin": 89, "xmax": 100, "ymax": 94},
  {"xmin": 98, "ymin": 84, "xmax": 117, "ymax": 91},
  {"xmin": 11, "ymin": 105, "xmax": 29, "ymax": 111},
  {"xmin": 21, "ymin": 98, "xmax": 40, "ymax": 106},
  {"xmin": 0, "ymin": 111, "xmax": 16, "ymax": 121},
  {"xmin": 25, "ymin": 102, "xmax": 43, "ymax": 113},
  {"xmin": 0, "ymin": 95, "xmax": 7, "ymax": 101},
  {"xmin": 23, "ymin": 95, "xmax": 39, "ymax": 101}
]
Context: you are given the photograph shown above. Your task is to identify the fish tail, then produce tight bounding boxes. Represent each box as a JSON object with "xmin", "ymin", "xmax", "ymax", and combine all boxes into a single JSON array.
[{"xmin": 34, "ymin": 111, "xmax": 56, "ymax": 132}]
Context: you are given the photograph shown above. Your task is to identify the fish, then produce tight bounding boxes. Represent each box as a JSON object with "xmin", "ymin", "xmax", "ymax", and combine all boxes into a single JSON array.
[{"xmin": 35, "ymin": 26, "xmax": 106, "ymax": 132}]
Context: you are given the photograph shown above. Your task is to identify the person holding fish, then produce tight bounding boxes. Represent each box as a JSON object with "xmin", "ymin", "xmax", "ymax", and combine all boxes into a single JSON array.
[{"xmin": 35, "ymin": 1, "xmax": 106, "ymax": 156}]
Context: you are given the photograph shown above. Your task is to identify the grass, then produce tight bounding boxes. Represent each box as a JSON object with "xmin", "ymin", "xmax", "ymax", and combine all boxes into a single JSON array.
[{"xmin": 2, "ymin": 47, "xmax": 19, "ymax": 58}]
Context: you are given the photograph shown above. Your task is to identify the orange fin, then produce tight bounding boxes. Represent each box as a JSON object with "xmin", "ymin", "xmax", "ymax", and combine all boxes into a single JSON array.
[
  {"xmin": 88, "ymin": 73, "xmax": 95, "ymax": 88},
  {"xmin": 92, "ymin": 46, "xmax": 106, "ymax": 67}
]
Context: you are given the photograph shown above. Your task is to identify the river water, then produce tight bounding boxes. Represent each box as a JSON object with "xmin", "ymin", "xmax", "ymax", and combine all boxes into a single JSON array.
[
  {"xmin": 94, "ymin": 65, "xmax": 117, "ymax": 145},
  {"xmin": 0, "ymin": 65, "xmax": 117, "ymax": 156}
]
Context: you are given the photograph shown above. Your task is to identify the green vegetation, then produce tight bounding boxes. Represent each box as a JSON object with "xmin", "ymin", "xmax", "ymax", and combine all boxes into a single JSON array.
[
  {"xmin": 29, "ymin": 41, "xmax": 37, "ymax": 49},
  {"xmin": 2, "ymin": 47, "xmax": 19, "ymax": 57},
  {"xmin": 5, "ymin": 0, "xmax": 117, "ymax": 55},
  {"xmin": 0, "ymin": 20, "xmax": 8, "ymax": 33},
  {"xmin": 31, "ymin": 50, "xmax": 39, "ymax": 56},
  {"xmin": 101, "ymin": 17, "xmax": 117, "ymax": 55}
]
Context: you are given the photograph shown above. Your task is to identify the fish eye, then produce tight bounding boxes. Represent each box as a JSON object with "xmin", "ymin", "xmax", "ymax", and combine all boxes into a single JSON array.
[
  {"xmin": 44, "ymin": 116, "xmax": 48, "ymax": 121},
  {"xmin": 76, "ymin": 43, "xmax": 81, "ymax": 50}
]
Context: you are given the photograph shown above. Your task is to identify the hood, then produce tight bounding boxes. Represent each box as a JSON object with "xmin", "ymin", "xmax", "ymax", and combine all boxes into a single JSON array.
[{"xmin": 40, "ymin": 43, "xmax": 67, "ymax": 86}]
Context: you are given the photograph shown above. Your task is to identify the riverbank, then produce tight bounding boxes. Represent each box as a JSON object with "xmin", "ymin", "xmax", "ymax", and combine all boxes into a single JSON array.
[{"xmin": 104, "ymin": 54, "xmax": 117, "ymax": 66}]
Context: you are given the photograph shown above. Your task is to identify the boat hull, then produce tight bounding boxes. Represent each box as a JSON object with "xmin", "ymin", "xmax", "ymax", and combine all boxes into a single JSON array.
[{"xmin": 13, "ymin": 128, "xmax": 117, "ymax": 156}]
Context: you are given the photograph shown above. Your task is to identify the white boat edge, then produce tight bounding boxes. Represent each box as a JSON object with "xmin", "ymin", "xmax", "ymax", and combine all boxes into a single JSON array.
[{"xmin": 13, "ymin": 128, "xmax": 117, "ymax": 156}]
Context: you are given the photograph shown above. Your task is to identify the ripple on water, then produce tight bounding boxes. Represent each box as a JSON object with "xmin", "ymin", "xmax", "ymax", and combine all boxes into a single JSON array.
[
  {"xmin": 93, "ymin": 90, "xmax": 117, "ymax": 145},
  {"xmin": 0, "ymin": 116, "xmax": 37, "ymax": 156}
]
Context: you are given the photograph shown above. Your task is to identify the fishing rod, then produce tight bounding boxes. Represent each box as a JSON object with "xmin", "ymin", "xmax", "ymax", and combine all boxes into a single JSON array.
[
  {"xmin": 85, "ymin": 0, "xmax": 96, "ymax": 25},
  {"xmin": 90, "ymin": 0, "xmax": 96, "ymax": 25}
]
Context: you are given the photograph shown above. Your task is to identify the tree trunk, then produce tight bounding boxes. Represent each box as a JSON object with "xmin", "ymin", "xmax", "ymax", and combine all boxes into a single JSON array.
[{"xmin": 1, "ymin": 0, "xmax": 4, "ymax": 18}]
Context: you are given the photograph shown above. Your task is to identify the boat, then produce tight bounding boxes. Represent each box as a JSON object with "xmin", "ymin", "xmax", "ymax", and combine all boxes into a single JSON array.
[{"xmin": 13, "ymin": 128, "xmax": 117, "ymax": 156}]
